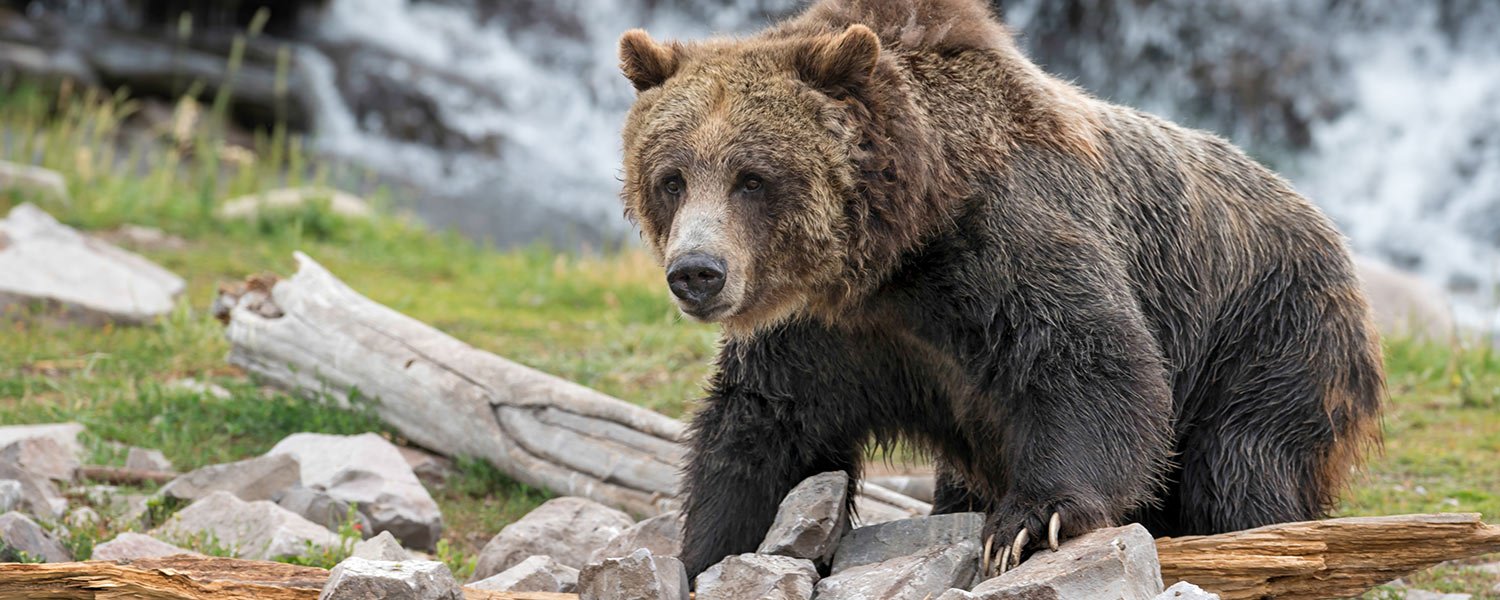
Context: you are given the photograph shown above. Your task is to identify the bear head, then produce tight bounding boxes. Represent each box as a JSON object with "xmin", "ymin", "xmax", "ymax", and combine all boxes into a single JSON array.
[{"xmin": 618, "ymin": 24, "xmax": 955, "ymax": 337}]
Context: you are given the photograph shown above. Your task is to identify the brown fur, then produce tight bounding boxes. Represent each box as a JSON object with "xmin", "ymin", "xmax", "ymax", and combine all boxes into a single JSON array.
[{"xmin": 618, "ymin": 0, "xmax": 1385, "ymax": 578}]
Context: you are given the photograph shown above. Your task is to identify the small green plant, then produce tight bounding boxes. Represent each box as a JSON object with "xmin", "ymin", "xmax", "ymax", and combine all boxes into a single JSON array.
[
  {"xmin": 435, "ymin": 538, "xmax": 476, "ymax": 581},
  {"xmin": 165, "ymin": 530, "xmax": 236, "ymax": 558},
  {"xmin": 278, "ymin": 503, "xmax": 364, "ymax": 569}
]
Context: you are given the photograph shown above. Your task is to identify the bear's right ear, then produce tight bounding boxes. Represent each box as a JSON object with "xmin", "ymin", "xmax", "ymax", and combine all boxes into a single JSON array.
[
  {"xmin": 619, "ymin": 29, "xmax": 679, "ymax": 92},
  {"xmin": 797, "ymin": 24, "xmax": 882, "ymax": 96}
]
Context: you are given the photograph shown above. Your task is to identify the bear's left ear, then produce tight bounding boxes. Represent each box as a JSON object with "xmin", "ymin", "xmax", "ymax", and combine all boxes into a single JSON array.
[
  {"xmin": 619, "ymin": 29, "xmax": 679, "ymax": 92},
  {"xmin": 797, "ymin": 24, "xmax": 881, "ymax": 96}
]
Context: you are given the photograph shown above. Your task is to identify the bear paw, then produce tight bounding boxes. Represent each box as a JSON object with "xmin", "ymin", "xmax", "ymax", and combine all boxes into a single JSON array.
[{"xmin": 979, "ymin": 495, "xmax": 1111, "ymax": 579}]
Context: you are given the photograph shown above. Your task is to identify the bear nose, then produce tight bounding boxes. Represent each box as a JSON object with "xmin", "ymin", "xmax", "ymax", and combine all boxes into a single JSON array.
[{"xmin": 667, "ymin": 253, "xmax": 727, "ymax": 306}]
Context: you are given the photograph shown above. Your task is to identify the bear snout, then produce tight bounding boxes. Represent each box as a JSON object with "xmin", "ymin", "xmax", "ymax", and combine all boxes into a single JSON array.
[{"xmin": 667, "ymin": 252, "xmax": 728, "ymax": 313}]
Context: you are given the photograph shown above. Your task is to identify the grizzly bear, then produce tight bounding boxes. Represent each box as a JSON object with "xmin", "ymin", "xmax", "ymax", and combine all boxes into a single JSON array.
[{"xmin": 616, "ymin": 0, "xmax": 1385, "ymax": 579}]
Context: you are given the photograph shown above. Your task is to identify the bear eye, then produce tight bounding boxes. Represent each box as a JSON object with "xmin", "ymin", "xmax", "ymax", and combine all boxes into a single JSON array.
[
  {"xmin": 741, "ymin": 174, "xmax": 763, "ymax": 193},
  {"xmin": 662, "ymin": 175, "xmax": 684, "ymax": 196}
]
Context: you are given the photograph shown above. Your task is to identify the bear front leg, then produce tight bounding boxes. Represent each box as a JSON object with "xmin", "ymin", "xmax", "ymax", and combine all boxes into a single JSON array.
[
  {"xmin": 677, "ymin": 388, "xmax": 860, "ymax": 577},
  {"xmin": 677, "ymin": 322, "xmax": 900, "ymax": 578},
  {"xmin": 973, "ymin": 242, "xmax": 1177, "ymax": 577}
]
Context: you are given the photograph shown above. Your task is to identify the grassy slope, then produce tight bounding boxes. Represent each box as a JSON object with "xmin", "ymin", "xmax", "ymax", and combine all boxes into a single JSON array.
[{"xmin": 1, "ymin": 88, "xmax": 1496, "ymax": 592}]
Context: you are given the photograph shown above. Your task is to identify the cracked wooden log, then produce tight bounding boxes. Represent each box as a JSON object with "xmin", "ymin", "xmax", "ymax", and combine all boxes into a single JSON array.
[
  {"xmin": 212, "ymin": 252, "xmax": 931, "ymax": 521},
  {"xmin": 1155, "ymin": 513, "xmax": 1500, "ymax": 600},
  {"xmin": 0, "ymin": 555, "xmax": 575, "ymax": 600}
]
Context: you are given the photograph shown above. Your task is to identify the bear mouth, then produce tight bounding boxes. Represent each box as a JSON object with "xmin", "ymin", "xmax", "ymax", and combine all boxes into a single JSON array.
[{"xmin": 679, "ymin": 301, "xmax": 732, "ymax": 322}]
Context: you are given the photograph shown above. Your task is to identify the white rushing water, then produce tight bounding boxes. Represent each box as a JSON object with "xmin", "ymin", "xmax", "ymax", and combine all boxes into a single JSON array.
[{"xmin": 301, "ymin": 0, "xmax": 1499, "ymax": 331}]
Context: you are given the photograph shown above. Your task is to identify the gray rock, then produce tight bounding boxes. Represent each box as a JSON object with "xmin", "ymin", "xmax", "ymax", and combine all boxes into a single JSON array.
[
  {"xmin": 351, "ymin": 531, "xmax": 411, "ymax": 561},
  {"xmin": 153, "ymin": 491, "xmax": 340, "ymax": 561},
  {"xmin": 268, "ymin": 433, "xmax": 443, "ymax": 550},
  {"xmin": 81, "ymin": 485, "xmax": 150, "ymax": 528},
  {"xmin": 274, "ymin": 484, "xmax": 371, "ymax": 534},
  {"xmin": 467, "ymin": 555, "xmax": 579, "ymax": 593},
  {"xmin": 0, "ymin": 423, "xmax": 84, "ymax": 460},
  {"xmin": 396, "ymin": 446, "xmax": 453, "ymax": 490},
  {"xmin": 0, "ymin": 161, "xmax": 69, "ymax": 204},
  {"xmin": 815, "ymin": 541, "xmax": 980, "ymax": 600},
  {"xmin": 470, "ymin": 496, "xmax": 635, "ymax": 581},
  {"xmin": 757, "ymin": 471, "xmax": 849, "ymax": 566},
  {"xmin": 0, "ymin": 480, "xmax": 20, "ymax": 513},
  {"xmin": 1402, "ymin": 591, "xmax": 1471, "ymax": 600},
  {"xmin": 165, "ymin": 378, "xmax": 231, "ymax": 400},
  {"xmin": 0, "ymin": 203, "xmax": 184, "ymax": 324},
  {"xmin": 959, "ymin": 524, "xmax": 1162, "ymax": 600},
  {"xmin": 1155, "ymin": 581, "xmax": 1220, "ymax": 599},
  {"xmin": 1, "ymin": 435, "xmax": 79, "ymax": 482},
  {"xmin": 220, "ymin": 188, "xmax": 371, "ymax": 220},
  {"xmin": 125, "ymin": 447, "xmax": 174, "ymax": 472},
  {"xmin": 0, "ymin": 462, "xmax": 67, "ymax": 519},
  {"xmin": 576, "ymin": 548, "xmax": 688, "ymax": 600},
  {"xmin": 1355, "ymin": 256, "xmax": 1455, "ymax": 342},
  {"xmin": 694, "ymin": 553, "xmax": 818, "ymax": 600},
  {"xmin": 831, "ymin": 512, "xmax": 984, "ymax": 574},
  {"xmin": 160, "ymin": 453, "xmax": 301, "ymax": 503},
  {"xmin": 66, "ymin": 506, "xmax": 101, "ymax": 529},
  {"xmin": 589, "ymin": 510, "xmax": 683, "ymax": 563},
  {"xmin": 91, "ymin": 532, "xmax": 198, "ymax": 561},
  {"xmin": 0, "ymin": 511, "xmax": 71, "ymax": 562},
  {"xmin": 319, "ymin": 557, "xmax": 463, "ymax": 600}
]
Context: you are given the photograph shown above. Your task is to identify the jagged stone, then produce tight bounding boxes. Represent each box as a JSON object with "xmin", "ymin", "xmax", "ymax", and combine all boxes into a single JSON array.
[
  {"xmin": 757, "ymin": 471, "xmax": 849, "ymax": 566},
  {"xmin": 589, "ymin": 510, "xmax": 682, "ymax": 563},
  {"xmin": 319, "ymin": 557, "xmax": 463, "ymax": 600},
  {"xmin": 0, "ymin": 464, "xmax": 66, "ymax": 519},
  {"xmin": 0, "ymin": 480, "xmax": 20, "ymax": 513},
  {"xmin": 273, "ymin": 484, "xmax": 371, "ymax": 534},
  {"xmin": 153, "ymin": 491, "xmax": 340, "ymax": 561},
  {"xmin": 351, "ymin": 531, "xmax": 410, "ymax": 561},
  {"xmin": 219, "ymin": 187, "xmax": 371, "ymax": 220},
  {"xmin": 470, "ymin": 496, "xmax": 634, "ymax": 581},
  {"xmin": 576, "ymin": 548, "xmax": 688, "ymax": 600},
  {"xmin": 694, "ymin": 553, "xmax": 818, "ymax": 600},
  {"xmin": 0, "ymin": 203, "xmax": 184, "ymax": 324},
  {"xmin": 1154, "ymin": 581, "xmax": 1220, "ymax": 599},
  {"xmin": 0, "ymin": 423, "xmax": 84, "ymax": 459},
  {"xmin": 125, "ymin": 447, "xmax": 174, "ymax": 472},
  {"xmin": 831, "ymin": 512, "xmax": 984, "ymax": 574},
  {"xmin": 466, "ymin": 555, "xmax": 579, "ymax": 593},
  {"xmin": 947, "ymin": 524, "xmax": 1162, "ymax": 600},
  {"xmin": 268, "ymin": 433, "xmax": 443, "ymax": 550},
  {"xmin": 66, "ymin": 506, "xmax": 101, "ymax": 528},
  {"xmin": 0, "ymin": 511, "xmax": 71, "ymax": 563},
  {"xmin": 159, "ymin": 453, "xmax": 301, "ymax": 503},
  {"xmin": 91, "ymin": 532, "xmax": 198, "ymax": 561},
  {"xmin": 1, "ymin": 436, "xmax": 79, "ymax": 482},
  {"xmin": 816, "ymin": 541, "xmax": 980, "ymax": 600},
  {"xmin": 396, "ymin": 446, "xmax": 453, "ymax": 490}
]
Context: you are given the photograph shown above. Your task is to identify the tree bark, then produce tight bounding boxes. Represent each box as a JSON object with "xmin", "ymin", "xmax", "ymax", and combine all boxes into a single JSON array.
[
  {"xmin": 0, "ymin": 556, "xmax": 575, "ymax": 600},
  {"xmin": 212, "ymin": 252, "xmax": 930, "ymax": 521},
  {"xmin": 1155, "ymin": 512, "xmax": 1500, "ymax": 600}
]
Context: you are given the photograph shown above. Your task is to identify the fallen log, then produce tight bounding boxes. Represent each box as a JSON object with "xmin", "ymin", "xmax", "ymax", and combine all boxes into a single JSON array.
[
  {"xmin": 212, "ymin": 252, "xmax": 930, "ymax": 521},
  {"xmin": 0, "ymin": 555, "xmax": 575, "ymax": 600},
  {"xmin": 1156, "ymin": 512, "xmax": 1500, "ymax": 600},
  {"xmin": 78, "ymin": 465, "xmax": 178, "ymax": 485}
]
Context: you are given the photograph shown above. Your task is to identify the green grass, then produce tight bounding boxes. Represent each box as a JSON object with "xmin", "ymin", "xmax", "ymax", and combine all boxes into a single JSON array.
[{"xmin": 2, "ymin": 84, "xmax": 1497, "ymax": 593}]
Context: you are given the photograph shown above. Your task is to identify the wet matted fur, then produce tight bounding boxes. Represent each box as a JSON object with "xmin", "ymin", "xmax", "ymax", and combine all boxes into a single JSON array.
[{"xmin": 617, "ymin": 0, "xmax": 1385, "ymax": 578}]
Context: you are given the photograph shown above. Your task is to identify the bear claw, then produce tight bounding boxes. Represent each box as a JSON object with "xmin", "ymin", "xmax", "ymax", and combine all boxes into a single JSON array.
[
  {"xmin": 1008, "ymin": 528, "xmax": 1029, "ymax": 571},
  {"xmin": 1048, "ymin": 511, "xmax": 1061, "ymax": 551},
  {"xmin": 982, "ymin": 533, "xmax": 995, "ymax": 576}
]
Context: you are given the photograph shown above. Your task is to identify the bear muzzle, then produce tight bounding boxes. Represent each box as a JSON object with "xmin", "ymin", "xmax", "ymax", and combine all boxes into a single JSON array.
[{"xmin": 667, "ymin": 253, "xmax": 729, "ymax": 317}]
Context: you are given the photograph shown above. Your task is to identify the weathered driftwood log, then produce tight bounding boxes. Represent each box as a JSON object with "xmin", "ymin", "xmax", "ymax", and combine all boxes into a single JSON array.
[
  {"xmin": 0, "ymin": 555, "xmax": 575, "ymax": 600},
  {"xmin": 1156, "ymin": 513, "xmax": 1500, "ymax": 600},
  {"xmin": 212, "ymin": 252, "xmax": 930, "ymax": 521}
]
